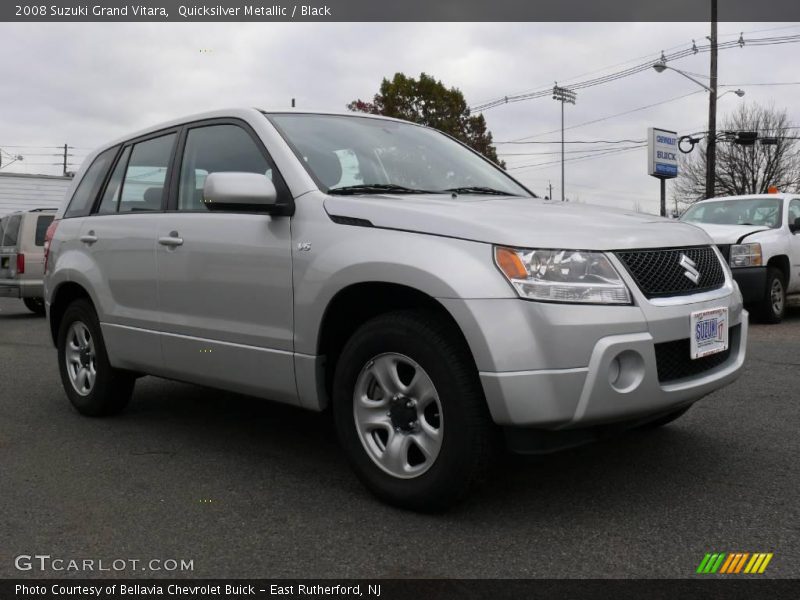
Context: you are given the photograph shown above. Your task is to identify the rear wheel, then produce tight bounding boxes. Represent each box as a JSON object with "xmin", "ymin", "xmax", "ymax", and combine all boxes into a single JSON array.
[
  {"xmin": 332, "ymin": 310, "xmax": 497, "ymax": 511},
  {"xmin": 23, "ymin": 297, "xmax": 45, "ymax": 316},
  {"xmin": 756, "ymin": 267, "xmax": 786, "ymax": 324},
  {"xmin": 57, "ymin": 299, "xmax": 135, "ymax": 416}
]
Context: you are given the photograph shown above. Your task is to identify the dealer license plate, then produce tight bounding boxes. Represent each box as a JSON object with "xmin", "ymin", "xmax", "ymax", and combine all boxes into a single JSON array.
[{"xmin": 690, "ymin": 307, "xmax": 729, "ymax": 359}]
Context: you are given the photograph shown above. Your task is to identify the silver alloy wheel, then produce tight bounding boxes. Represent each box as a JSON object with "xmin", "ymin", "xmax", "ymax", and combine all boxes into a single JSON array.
[
  {"xmin": 353, "ymin": 353, "xmax": 443, "ymax": 479},
  {"xmin": 65, "ymin": 322, "xmax": 97, "ymax": 397},
  {"xmin": 771, "ymin": 277, "xmax": 785, "ymax": 316}
]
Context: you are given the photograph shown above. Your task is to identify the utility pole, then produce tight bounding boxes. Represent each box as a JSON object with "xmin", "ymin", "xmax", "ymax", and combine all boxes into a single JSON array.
[
  {"xmin": 547, "ymin": 181, "xmax": 553, "ymax": 200},
  {"xmin": 705, "ymin": 0, "xmax": 718, "ymax": 199},
  {"xmin": 552, "ymin": 85, "xmax": 577, "ymax": 202},
  {"xmin": 62, "ymin": 144, "xmax": 68, "ymax": 176}
]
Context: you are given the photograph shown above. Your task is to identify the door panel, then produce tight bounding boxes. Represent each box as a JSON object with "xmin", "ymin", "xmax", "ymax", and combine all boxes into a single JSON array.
[
  {"xmin": 788, "ymin": 199, "xmax": 800, "ymax": 292},
  {"xmin": 156, "ymin": 122, "xmax": 296, "ymax": 403},
  {"xmin": 79, "ymin": 214, "xmax": 161, "ymax": 371},
  {"xmin": 155, "ymin": 213, "xmax": 295, "ymax": 402}
]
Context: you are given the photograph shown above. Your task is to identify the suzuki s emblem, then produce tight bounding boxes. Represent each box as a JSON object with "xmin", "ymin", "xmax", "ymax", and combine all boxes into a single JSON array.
[{"xmin": 679, "ymin": 254, "xmax": 701, "ymax": 284}]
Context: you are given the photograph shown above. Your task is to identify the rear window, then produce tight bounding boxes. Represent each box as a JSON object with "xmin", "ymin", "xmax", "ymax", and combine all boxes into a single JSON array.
[
  {"xmin": 0, "ymin": 214, "xmax": 21, "ymax": 247},
  {"xmin": 64, "ymin": 147, "xmax": 119, "ymax": 218},
  {"xmin": 34, "ymin": 215, "xmax": 55, "ymax": 246}
]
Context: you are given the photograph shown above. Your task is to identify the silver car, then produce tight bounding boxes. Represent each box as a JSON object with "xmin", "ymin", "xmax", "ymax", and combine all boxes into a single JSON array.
[{"xmin": 44, "ymin": 109, "xmax": 747, "ymax": 510}]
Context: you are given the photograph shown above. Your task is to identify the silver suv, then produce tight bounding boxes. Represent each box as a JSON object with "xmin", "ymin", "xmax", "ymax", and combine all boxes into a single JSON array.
[
  {"xmin": 44, "ymin": 109, "xmax": 748, "ymax": 510},
  {"xmin": 0, "ymin": 207, "xmax": 57, "ymax": 314}
]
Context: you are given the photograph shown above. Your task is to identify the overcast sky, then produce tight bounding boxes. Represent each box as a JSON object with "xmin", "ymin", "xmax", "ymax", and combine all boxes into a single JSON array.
[{"xmin": 1, "ymin": 21, "xmax": 798, "ymax": 213}]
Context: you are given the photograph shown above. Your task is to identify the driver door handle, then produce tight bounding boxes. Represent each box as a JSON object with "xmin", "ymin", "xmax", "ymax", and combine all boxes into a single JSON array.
[
  {"xmin": 158, "ymin": 232, "xmax": 184, "ymax": 247},
  {"xmin": 79, "ymin": 231, "xmax": 98, "ymax": 245}
]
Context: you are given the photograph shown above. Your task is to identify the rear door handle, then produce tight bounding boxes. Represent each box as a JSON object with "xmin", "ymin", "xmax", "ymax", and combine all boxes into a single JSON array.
[
  {"xmin": 158, "ymin": 232, "xmax": 184, "ymax": 247},
  {"xmin": 79, "ymin": 231, "xmax": 98, "ymax": 245}
]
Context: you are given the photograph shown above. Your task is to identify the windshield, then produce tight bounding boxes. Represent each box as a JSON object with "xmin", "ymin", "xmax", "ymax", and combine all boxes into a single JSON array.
[
  {"xmin": 681, "ymin": 198, "xmax": 783, "ymax": 229},
  {"xmin": 267, "ymin": 113, "xmax": 531, "ymax": 197}
]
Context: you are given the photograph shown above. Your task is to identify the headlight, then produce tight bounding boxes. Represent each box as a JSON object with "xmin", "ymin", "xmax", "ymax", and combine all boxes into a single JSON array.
[
  {"xmin": 494, "ymin": 246, "xmax": 632, "ymax": 304},
  {"xmin": 729, "ymin": 242, "xmax": 762, "ymax": 268}
]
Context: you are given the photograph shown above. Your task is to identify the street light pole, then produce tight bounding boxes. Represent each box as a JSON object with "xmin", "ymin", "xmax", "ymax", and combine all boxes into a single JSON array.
[
  {"xmin": 552, "ymin": 84, "xmax": 577, "ymax": 202},
  {"xmin": 706, "ymin": 0, "xmax": 718, "ymax": 199}
]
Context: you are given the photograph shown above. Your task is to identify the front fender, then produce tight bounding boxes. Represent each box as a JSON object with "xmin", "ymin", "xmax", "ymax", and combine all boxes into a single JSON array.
[{"xmin": 290, "ymin": 194, "xmax": 515, "ymax": 355}]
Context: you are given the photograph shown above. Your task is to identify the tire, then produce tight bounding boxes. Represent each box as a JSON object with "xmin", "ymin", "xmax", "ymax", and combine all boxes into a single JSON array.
[
  {"xmin": 756, "ymin": 267, "xmax": 786, "ymax": 324},
  {"xmin": 332, "ymin": 310, "xmax": 497, "ymax": 511},
  {"xmin": 638, "ymin": 406, "xmax": 691, "ymax": 430},
  {"xmin": 56, "ymin": 298, "xmax": 135, "ymax": 417},
  {"xmin": 23, "ymin": 297, "xmax": 46, "ymax": 316}
]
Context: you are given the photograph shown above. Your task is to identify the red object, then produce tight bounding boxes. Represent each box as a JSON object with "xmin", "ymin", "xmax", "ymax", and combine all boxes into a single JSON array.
[
  {"xmin": 16, "ymin": 253, "xmax": 25, "ymax": 274},
  {"xmin": 43, "ymin": 219, "xmax": 60, "ymax": 273}
]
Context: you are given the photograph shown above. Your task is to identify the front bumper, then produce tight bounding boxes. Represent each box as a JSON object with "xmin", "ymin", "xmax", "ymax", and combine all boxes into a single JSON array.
[
  {"xmin": 440, "ymin": 253, "xmax": 747, "ymax": 430},
  {"xmin": 731, "ymin": 266, "xmax": 767, "ymax": 305},
  {"xmin": 479, "ymin": 313, "xmax": 746, "ymax": 428}
]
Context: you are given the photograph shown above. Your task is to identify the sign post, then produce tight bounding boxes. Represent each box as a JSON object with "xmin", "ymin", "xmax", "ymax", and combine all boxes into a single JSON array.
[{"xmin": 648, "ymin": 127, "xmax": 679, "ymax": 217}]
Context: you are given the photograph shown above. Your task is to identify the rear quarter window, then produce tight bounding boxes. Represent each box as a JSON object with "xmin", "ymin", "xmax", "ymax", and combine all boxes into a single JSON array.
[
  {"xmin": 64, "ymin": 147, "xmax": 119, "ymax": 218},
  {"xmin": 0, "ymin": 214, "xmax": 21, "ymax": 247},
  {"xmin": 34, "ymin": 215, "xmax": 55, "ymax": 246}
]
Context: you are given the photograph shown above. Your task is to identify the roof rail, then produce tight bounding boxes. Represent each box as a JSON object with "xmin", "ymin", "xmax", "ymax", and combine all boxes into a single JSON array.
[{"xmin": 28, "ymin": 207, "xmax": 57, "ymax": 212}]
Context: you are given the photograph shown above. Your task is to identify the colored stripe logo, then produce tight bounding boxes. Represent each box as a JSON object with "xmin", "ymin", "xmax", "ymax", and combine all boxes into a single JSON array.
[{"xmin": 696, "ymin": 552, "xmax": 773, "ymax": 574}]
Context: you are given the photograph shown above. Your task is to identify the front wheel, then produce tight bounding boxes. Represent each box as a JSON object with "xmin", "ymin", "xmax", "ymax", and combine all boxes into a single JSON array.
[
  {"xmin": 332, "ymin": 311, "xmax": 497, "ymax": 511},
  {"xmin": 756, "ymin": 267, "xmax": 786, "ymax": 324},
  {"xmin": 57, "ymin": 299, "xmax": 135, "ymax": 416}
]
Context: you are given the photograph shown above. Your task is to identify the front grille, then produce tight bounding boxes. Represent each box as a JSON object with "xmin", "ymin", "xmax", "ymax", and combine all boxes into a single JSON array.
[
  {"xmin": 615, "ymin": 246, "xmax": 725, "ymax": 298},
  {"xmin": 654, "ymin": 325, "xmax": 739, "ymax": 383}
]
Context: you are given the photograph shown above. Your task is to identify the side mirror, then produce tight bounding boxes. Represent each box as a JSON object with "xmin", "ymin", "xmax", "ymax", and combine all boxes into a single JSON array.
[
  {"xmin": 203, "ymin": 172, "xmax": 277, "ymax": 212},
  {"xmin": 790, "ymin": 217, "xmax": 800, "ymax": 234}
]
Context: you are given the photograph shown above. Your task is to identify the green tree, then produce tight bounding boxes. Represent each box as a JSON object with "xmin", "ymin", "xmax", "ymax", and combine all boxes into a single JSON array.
[{"xmin": 347, "ymin": 72, "xmax": 505, "ymax": 168}]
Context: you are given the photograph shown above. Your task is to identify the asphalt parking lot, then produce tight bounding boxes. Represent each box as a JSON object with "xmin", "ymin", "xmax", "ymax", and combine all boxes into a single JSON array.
[{"xmin": 1, "ymin": 296, "xmax": 798, "ymax": 579}]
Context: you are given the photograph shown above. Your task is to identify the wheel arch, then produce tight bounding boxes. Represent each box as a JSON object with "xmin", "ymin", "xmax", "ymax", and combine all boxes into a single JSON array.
[
  {"xmin": 49, "ymin": 281, "xmax": 95, "ymax": 346},
  {"xmin": 316, "ymin": 281, "xmax": 479, "ymax": 404},
  {"xmin": 767, "ymin": 254, "xmax": 790, "ymax": 282}
]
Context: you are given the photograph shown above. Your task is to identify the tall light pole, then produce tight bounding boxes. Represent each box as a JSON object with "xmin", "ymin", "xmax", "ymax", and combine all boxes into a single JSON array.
[
  {"xmin": 707, "ymin": 0, "xmax": 718, "ymax": 199},
  {"xmin": 653, "ymin": 59, "xmax": 744, "ymax": 198},
  {"xmin": 552, "ymin": 84, "xmax": 577, "ymax": 202}
]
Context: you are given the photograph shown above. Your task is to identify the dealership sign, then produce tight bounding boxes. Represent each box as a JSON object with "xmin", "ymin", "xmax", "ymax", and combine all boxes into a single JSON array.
[{"xmin": 648, "ymin": 127, "xmax": 678, "ymax": 179}]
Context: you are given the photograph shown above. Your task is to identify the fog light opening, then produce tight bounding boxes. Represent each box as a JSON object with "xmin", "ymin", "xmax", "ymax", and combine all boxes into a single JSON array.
[{"xmin": 608, "ymin": 350, "xmax": 645, "ymax": 393}]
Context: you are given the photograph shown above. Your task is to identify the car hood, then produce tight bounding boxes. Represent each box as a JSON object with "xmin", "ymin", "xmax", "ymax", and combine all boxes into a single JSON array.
[
  {"xmin": 323, "ymin": 194, "xmax": 713, "ymax": 250},
  {"xmin": 680, "ymin": 222, "xmax": 770, "ymax": 244}
]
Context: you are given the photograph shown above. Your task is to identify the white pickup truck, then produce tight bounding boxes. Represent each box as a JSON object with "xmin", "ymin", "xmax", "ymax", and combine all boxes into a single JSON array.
[{"xmin": 681, "ymin": 193, "xmax": 800, "ymax": 323}]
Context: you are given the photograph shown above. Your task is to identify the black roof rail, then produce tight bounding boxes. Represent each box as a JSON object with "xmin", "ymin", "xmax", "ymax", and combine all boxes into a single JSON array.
[{"xmin": 28, "ymin": 207, "xmax": 57, "ymax": 212}]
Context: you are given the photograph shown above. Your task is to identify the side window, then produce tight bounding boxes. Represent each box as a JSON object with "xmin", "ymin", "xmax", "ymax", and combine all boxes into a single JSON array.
[
  {"xmin": 177, "ymin": 124, "xmax": 283, "ymax": 211},
  {"xmin": 118, "ymin": 134, "xmax": 176, "ymax": 213},
  {"xmin": 97, "ymin": 146, "xmax": 132, "ymax": 215},
  {"xmin": 63, "ymin": 147, "xmax": 118, "ymax": 218},
  {"xmin": 789, "ymin": 199, "xmax": 800, "ymax": 225},
  {"xmin": 1, "ymin": 214, "xmax": 21, "ymax": 246},
  {"xmin": 34, "ymin": 215, "xmax": 55, "ymax": 246}
]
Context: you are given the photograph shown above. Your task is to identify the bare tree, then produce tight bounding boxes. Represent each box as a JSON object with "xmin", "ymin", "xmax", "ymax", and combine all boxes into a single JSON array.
[{"xmin": 673, "ymin": 103, "xmax": 800, "ymax": 210}]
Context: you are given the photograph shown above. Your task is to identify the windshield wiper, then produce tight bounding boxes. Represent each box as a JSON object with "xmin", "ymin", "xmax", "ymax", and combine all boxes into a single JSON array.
[
  {"xmin": 327, "ymin": 184, "xmax": 434, "ymax": 195},
  {"xmin": 442, "ymin": 186, "xmax": 517, "ymax": 196}
]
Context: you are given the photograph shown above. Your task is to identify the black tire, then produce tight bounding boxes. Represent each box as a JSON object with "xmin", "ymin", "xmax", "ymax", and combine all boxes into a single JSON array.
[
  {"xmin": 56, "ymin": 298, "xmax": 135, "ymax": 417},
  {"xmin": 756, "ymin": 267, "xmax": 786, "ymax": 324},
  {"xmin": 332, "ymin": 310, "xmax": 498, "ymax": 512},
  {"xmin": 638, "ymin": 406, "xmax": 691, "ymax": 430},
  {"xmin": 23, "ymin": 297, "xmax": 46, "ymax": 316}
]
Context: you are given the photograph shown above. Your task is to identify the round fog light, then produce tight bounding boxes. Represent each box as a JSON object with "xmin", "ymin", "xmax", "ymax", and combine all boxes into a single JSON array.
[{"xmin": 608, "ymin": 350, "xmax": 645, "ymax": 393}]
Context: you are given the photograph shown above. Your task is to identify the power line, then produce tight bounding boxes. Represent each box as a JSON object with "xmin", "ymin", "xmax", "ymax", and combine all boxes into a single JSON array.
[
  {"xmin": 471, "ymin": 33, "xmax": 800, "ymax": 112},
  {"xmin": 508, "ymin": 90, "xmax": 703, "ymax": 142},
  {"xmin": 495, "ymin": 138, "xmax": 646, "ymax": 145},
  {"xmin": 508, "ymin": 144, "xmax": 648, "ymax": 171}
]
